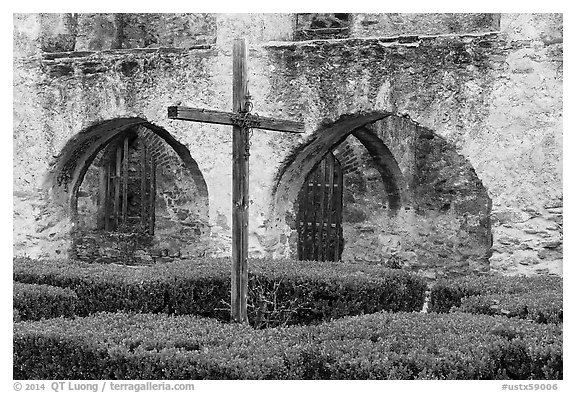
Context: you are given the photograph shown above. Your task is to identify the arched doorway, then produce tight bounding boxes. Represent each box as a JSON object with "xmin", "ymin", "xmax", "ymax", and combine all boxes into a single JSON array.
[
  {"xmin": 273, "ymin": 112, "xmax": 405, "ymax": 262},
  {"xmin": 273, "ymin": 112, "xmax": 492, "ymax": 274},
  {"xmin": 45, "ymin": 118, "xmax": 209, "ymax": 263}
]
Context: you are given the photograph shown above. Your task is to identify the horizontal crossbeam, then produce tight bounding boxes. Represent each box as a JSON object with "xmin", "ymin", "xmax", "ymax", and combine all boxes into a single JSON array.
[{"xmin": 168, "ymin": 105, "xmax": 305, "ymax": 134}]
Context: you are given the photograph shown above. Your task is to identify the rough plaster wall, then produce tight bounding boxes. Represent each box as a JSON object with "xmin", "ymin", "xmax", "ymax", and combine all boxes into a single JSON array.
[
  {"xmin": 216, "ymin": 14, "xmax": 293, "ymax": 47},
  {"xmin": 352, "ymin": 13, "xmax": 499, "ymax": 38},
  {"xmin": 262, "ymin": 21, "xmax": 560, "ymax": 276},
  {"xmin": 13, "ymin": 13, "xmax": 217, "ymax": 55},
  {"xmin": 259, "ymin": 15, "xmax": 561, "ymax": 275},
  {"xmin": 116, "ymin": 14, "xmax": 216, "ymax": 49},
  {"xmin": 461, "ymin": 14, "xmax": 563, "ymax": 275},
  {"xmin": 13, "ymin": 18, "xmax": 77, "ymax": 257},
  {"xmin": 13, "ymin": 14, "xmax": 77, "ymax": 57},
  {"xmin": 13, "ymin": 36, "xmax": 220, "ymax": 258},
  {"xmin": 12, "ymin": 13, "xmax": 286, "ymax": 260},
  {"xmin": 13, "ymin": 13, "xmax": 562, "ymax": 276}
]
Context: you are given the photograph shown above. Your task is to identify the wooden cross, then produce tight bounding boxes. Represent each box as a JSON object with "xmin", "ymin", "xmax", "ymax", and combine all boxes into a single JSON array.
[{"xmin": 167, "ymin": 38, "xmax": 305, "ymax": 323}]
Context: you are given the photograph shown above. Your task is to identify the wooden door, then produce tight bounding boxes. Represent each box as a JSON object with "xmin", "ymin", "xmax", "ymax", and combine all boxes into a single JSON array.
[
  {"xmin": 297, "ymin": 152, "xmax": 344, "ymax": 261},
  {"xmin": 103, "ymin": 137, "xmax": 156, "ymax": 234}
]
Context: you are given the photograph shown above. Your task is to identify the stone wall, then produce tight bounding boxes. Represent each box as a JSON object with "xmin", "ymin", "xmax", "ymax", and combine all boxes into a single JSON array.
[
  {"xmin": 469, "ymin": 14, "xmax": 563, "ymax": 276},
  {"xmin": 293, "ymin": 13, "xmax": 499, "ymax": 42},
  {"xmin": 13, "ymin": 13, "xmax": 562, "ymax": 276},
  {"xmin": 351, "ymin": 13, "xmax": 500, "ymax": 38},
  {"xmin": 13, "ymin": 13, "xmax": 216, "ymax": 56},
  {"xmin": 261, "ymin": 15, "xmax": 562, "ymax": 276}
]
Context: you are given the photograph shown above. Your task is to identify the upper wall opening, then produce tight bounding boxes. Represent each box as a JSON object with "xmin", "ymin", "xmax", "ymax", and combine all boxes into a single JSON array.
[{"xmin": 294, "ymin": 14, "xmax": 352, "ymax": 40}]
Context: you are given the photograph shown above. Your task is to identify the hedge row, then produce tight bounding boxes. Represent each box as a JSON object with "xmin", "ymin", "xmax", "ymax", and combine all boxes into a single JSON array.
[
  {"xmin": 13, "ymin": 282, "xmax": 78, "ymax": 321},
  {"xmin": 13, "ymin": 257, "xmax": 426, "ymax": 328},
  {"xmin": 14, "ymin": 311, "xmax": 562, "ymax": 380},
  {"xmin": 429, "ymin": 274, "xmax": 562, "ymax": 322},
  {"xmin": 457, "ymin": 290, "xmax": 562, "ymax": 324}
]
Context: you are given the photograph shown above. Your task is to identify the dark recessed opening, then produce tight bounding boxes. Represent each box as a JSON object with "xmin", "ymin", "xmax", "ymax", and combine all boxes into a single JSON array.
[{"xmin": 295, "ymin": 13, "xmax": 352, "ymax": 41}]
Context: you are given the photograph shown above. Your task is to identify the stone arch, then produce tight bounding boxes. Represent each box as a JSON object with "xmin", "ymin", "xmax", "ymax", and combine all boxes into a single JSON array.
[
  {"xmin": 44, "ymin": 117, "xmax": 209, "ymax": 262},
  {"xmin": 45, "ymin": 117, "xmax": 208, "ymax": 219},
  {"xmin": 351, "ymin": 127, "xmax": 405, "ymax": 210},
  {"xmin": 272, "ymin": 112, "xmax": 404, "ymax": 221},
  {"xmin": 270, "ymin": 112, "xmax": 406, "ymax": 263},
  {"xmin": 271, "ymin": 112, "xmax": 493, "ymax": 275}
]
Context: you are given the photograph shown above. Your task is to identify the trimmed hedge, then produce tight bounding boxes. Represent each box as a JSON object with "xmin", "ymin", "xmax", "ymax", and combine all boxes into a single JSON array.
[
  {"xmin": 429, "ymin": 274, "xmax": 562, "ymax": 322},
  {"xmin": 14, "ymin": 311, "xmax": 562, "ymax": 380},
  {"xmin": 13, "ymin": 282, "xmax": 78, "ymax": 321},
  {"xmin": 457, "ymin": 291, "xmax": 562, "ymax": 324},
  {"xmin": 13, "ymin": 257, "xmax": 426, "ymax": 327}
]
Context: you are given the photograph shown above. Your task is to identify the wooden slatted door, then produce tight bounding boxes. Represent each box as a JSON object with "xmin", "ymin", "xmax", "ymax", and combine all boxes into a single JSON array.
[
  {"xmin": 297, "ymin": 152, "xmax": 344, "ymax": 261},
  {"xmin": 103, "ymin": 137, "xmax": 156, "ymax": 234}
]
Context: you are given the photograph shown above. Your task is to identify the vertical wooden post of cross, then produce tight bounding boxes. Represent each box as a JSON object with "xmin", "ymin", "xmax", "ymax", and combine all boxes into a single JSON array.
[
  {"xmin": 231, "ymin": 38, "xmax": 249, "ymax": 323},
  {"xmin": 167, "ymin": 38, "xmax": 304, "ymax": 324}
]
